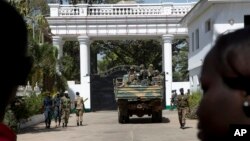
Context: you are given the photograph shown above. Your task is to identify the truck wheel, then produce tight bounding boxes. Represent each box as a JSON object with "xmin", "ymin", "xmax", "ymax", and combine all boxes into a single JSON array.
[
  {"xmin": 152, "ymin": 111, "xmax": 162, "ymax": 123},
  {"xmin": 157, "ymin": 110, "xmax": 162, "ymax": 122},
  {"xmin": 118, "ymin": 108, "xmax": 123, "ymax": 123},
  {"xmin": 118, "ymin": 108, "xmax": 129, "ymax": 123},
  {"xmin": 125, "ymin": 115, "xmax": 129, "ymax": 123}
]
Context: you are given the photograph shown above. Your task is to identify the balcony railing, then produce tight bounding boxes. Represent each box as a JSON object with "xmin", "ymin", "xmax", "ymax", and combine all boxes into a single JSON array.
[{"xmin": 48, "ymin": 3, "xmax": 195, "ymax": 17}]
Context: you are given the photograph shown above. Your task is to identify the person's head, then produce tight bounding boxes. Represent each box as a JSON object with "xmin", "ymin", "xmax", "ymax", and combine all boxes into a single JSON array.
[
  {"xmin": 198, "ymin": 28, "xmax": 250, "ymax": 141},
  {"xmin": 179, "ymin": 88, "xmax": 184, "ymax": 95},
  {"xmin": 0, "ymin": 1, "xmax": 32, "ymax": 121},
  {"xmin": 140, "ymin": 64, "xmax": 145, "ymax": 69},
  {"xmin": 129, "ymin": 66, "xmax": 135, "ymax": 72},
  {"xmin": 154, "ymin": 70, "xmax": 160, "ymax": 76},
  {"xmin": 149, "ymin": 64, "xmax": 153, "ymax": 68},
  {"xmin": 76, "ymin": 92, "xmax": 80, "ymax": 96},
  {"xmin": 64, "ymin": 91, "xmax": 69, "ymax": 97}
]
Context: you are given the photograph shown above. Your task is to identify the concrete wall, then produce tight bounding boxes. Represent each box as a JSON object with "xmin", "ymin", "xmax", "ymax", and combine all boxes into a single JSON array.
[
  {"xmin": 67, "ymin": 80, "xmax": 91, "ymax": 110},
  {"xmin": 68, "ymin": 80, "xmax": 190, "ymax": 109},
  {"xmin": 172, "ymin": 82, "xmax": 190, "ymax": 95}
]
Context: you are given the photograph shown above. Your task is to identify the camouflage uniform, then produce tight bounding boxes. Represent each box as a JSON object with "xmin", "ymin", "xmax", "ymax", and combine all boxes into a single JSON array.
[
  {"xmin": 127, "ymin": 66, "xmax": 137, "ymax": 85},
  {"xmin": 176, "ymin": 88, "xmax": 190, "ymax": 129},
  {"xmin": 151, "ymin": 70, "xmax": 163, "ymax": 85},
  {"xmin": 43, "ymin": 95, "xmax": 53, "ymax": 128},
  {"xmin": 74, "ymin": 92, "xmax": 85, "ymax": 126},
  {"xmin": 147, "ymin": 64, "xmax": 154, "ymax": 83},
  {"xmin": 139, "ymin": 64, "xmax": 148, "ymax": 85},
  {"xmin": 61, "ymin": 93, "xmax": 71, "ymax": 127},
  {"xmin": 171, "ymin": 90, "xmax": 177, "ymax": 109},
  {"xmin": 53, "ymin": 94, "xmax": 62, "ymax": 127}
]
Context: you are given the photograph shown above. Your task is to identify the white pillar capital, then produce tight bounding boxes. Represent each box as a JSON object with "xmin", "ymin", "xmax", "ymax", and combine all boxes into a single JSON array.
[
  {"xmin": 162, "ymin": 34, "xmax": 174, "ymax": 44},
  {"xmin": 78, "ymin": 36, "xmax": 89, "ymax": 44}
]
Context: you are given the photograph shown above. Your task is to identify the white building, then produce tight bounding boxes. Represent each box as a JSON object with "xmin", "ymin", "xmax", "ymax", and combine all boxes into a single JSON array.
[{"xmin": 181, "ymin": 0, "xmax": 250, "ymax": 92}]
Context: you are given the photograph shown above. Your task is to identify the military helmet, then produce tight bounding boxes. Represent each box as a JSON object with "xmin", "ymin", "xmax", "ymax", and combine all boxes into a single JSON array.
[
  {"xmin": 140, "ymin": 64, "xmax": 145, "ymax": 68},
  {"xmin": 154, "ymin": 70, "xmax": 159, "ymax": 74},
  {"xmin": 130, "ymin": 66, "xmax": 135, "ymax": 70},
  {"xmin": 149, "ymin": 64, "xmax": 153, "ymax": 67}
]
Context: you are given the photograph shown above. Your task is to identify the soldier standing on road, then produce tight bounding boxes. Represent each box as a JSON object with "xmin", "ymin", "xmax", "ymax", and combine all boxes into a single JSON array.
[
  {"xmin": 53, "ymin": 93, "xmax": 62, "ymax": 128},
  {"xmin": 61, "ymin": 91, "xmax": 71, "ymax": 127},
  {"xmin": 176, "ymin": 88, "xmax": 190, "ymax": 129},
  {"xmin": 74, "ymin": 92, "xmax": 88, "ymax": 126},
  {"xmin": 43, "ymin": 93, "xmax": 53, "ymax": 129}
]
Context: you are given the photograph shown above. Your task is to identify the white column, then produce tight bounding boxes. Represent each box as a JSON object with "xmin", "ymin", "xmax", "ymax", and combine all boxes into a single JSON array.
[
  {"xmin": 52, "ymin": 36, "xmax": 64, "ymax": 75},
  {"xmin": 162, "ymin": 34, "xmax": 174, "ymax": 109},
  {"xmin": 52, "ymin": 36, "xmax": 64, "ymax": 59},
  {"xmin": 78, "ymin": 36, "xmax": 90, "ymax": 78},
  {"xmin": 78, "ymin": 36, "xmax": 91, "ymax": 109}
]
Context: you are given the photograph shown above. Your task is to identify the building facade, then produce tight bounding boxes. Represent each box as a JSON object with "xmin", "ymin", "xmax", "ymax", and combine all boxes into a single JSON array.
[{"xmin": 181, "ymin": 0, "xmax": 250, "ymax": 91}]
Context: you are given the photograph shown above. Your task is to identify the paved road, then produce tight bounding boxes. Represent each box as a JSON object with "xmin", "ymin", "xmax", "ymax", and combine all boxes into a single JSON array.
[{"xmin": 18, "ymin": 110, "xmax": 199, "ymax": 141}]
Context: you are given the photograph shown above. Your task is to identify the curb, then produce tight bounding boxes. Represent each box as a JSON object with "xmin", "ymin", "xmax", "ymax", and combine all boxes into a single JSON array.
[{"xmin": 20, "ymin": 114, "xmax": 44, "ymax": 129}]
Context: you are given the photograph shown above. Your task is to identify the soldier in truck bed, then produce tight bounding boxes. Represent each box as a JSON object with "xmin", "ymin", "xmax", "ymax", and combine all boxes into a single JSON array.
[{"xmin": 127, "ymin": 66, "xmax": 138, "ymax": 85}]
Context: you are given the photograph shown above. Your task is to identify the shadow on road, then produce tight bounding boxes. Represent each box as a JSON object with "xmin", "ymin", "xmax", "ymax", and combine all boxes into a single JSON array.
[
  {"xmin": 18, "ymin": 126, "xmax": 63, "ymax": 134},
  {"xmin": 127, "ymin": 116, "xmax": 170, "ymax": 124},
  {"xmin": 182, "ymin": 126, "xmax": 193, "ymax": 130}
]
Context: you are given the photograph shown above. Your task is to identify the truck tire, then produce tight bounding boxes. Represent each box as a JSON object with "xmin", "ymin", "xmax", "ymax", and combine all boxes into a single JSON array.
[
  {"xmin": 152, "ymin": 110, "xmax": 162, "ymax": 123},
  {"xmin": 118, "ymin": 107, "xmax": 129, "ymax": 123},
  {"xmin": 118, "ymin": 108, "xmax": 123, "ymax": 123}
]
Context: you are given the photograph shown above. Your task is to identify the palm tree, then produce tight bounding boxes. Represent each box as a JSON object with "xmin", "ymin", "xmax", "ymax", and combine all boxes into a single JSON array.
[{"xmin": 28, "ymin": 41, "xmax": 58, "ymax": 92}]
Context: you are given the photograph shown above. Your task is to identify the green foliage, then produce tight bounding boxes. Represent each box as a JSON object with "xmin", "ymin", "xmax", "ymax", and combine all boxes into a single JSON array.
[
  {"xmin": 23, "ymin": 93, "xmax": 44, "ymax": 118},
  {"xmin": 187, "ymin": 90, "xmax": 202, "ymax": 119},
  {"xmin": 4, "ymin": 94, "xmax": 44, "ymax": 132},
  {"xmin": 172, "ymin": 39, "xmax": 189, "ymax": 82},
  {"xmin": 96, "ymin": 40, "xmax": 162, "ymax": 72},
  {"xmin": 61, "ymin": 41, "xmax": 80, "ymax": 81}
]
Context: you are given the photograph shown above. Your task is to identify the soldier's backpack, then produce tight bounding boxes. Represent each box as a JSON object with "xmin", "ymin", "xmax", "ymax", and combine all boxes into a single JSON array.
[{"xmin": 62, "ymin": 98, "xmax": 70, "ymax": 109}]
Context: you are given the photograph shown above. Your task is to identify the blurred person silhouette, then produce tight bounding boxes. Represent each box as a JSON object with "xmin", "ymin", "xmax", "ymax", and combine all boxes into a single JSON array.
[
  {"xmin": 198, "ymin": 28, "xmax": 250, "ymax": 141},
  {"xmin": 0, "ymin": 1, "xmax": 32, "ymax": 140}
]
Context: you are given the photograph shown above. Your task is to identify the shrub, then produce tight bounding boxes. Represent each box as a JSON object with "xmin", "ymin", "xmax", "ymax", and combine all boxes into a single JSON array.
[
  {"xmin": 187, "ymin": 90, "xmax": 202, "ymax": 119},
  {"xmin": 4, "ymin": 93, "xmax": 44, "ymax": 132}
]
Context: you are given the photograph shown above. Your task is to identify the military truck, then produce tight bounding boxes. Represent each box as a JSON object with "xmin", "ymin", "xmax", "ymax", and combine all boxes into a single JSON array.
[{"xmin": 114, "ymin": 74, "xmax": 164, "ymax": 123}]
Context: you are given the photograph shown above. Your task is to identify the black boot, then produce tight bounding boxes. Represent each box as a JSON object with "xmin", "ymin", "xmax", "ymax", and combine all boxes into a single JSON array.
[
  {"xmin": 77, "ymin": 122, "xmax": 79, "ymax": 126},
  {"xmin": 80, "ymin": 121, "xmax": 82, "ymax": 126}
]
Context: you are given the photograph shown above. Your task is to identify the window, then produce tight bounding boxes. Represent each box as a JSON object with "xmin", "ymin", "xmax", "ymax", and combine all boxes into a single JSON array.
[
  {"xmin": 205, "ymin": 19, "xmax": 211, "ymax": 32},
  {"xmin": 195, "ymin": 29, "xmax": 199, "ymax": 49},
  {"xmin": 191, "ymin": 32, "xmax": 194, "ymax": 52}
]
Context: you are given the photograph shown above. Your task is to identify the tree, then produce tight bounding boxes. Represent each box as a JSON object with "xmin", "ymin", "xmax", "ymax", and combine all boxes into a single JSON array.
[
  {"xmin": 60, "ymin": 41, "xmax": 80, "ymax": 82},
  {"xmin": 172, "ymin": 39, "xmax": 189, "ymax": 81},
  {"xmin": 96, "ymin": 40, "xmax": 162, "ymax": 72},
  {"xmin": 28, "ymin": 41, "xmax": 67, "ymax": 92}
]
